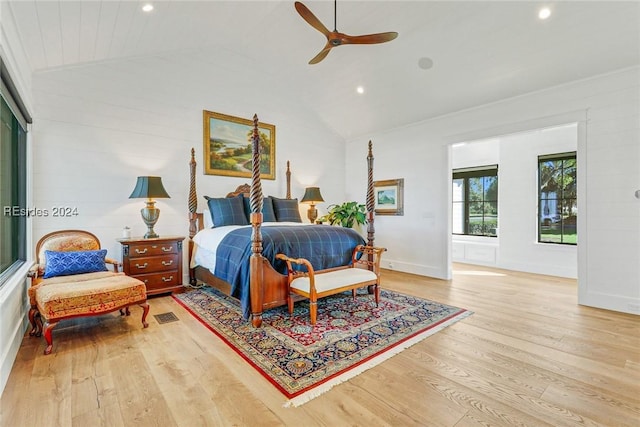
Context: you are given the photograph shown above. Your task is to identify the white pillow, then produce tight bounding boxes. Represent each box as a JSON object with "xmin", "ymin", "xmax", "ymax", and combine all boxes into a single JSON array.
[{"xmin": 203, "ymin": 209, "xmax": 214, "ymax": 229}]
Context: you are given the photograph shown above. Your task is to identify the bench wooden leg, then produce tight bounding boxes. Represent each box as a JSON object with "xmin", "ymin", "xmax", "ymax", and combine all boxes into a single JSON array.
[
  {"xmin": 310, "ymin": 300, "xmax": 318, "ymax": 325},
  {"xmin": 287, "ymin": 292, "xmax": 294, "ymax": 315},
  {"xmin": 43, "ymin": 320, "xmax": 58, "ymax": 355},
  {"xmin": 374, "ymin": 283, "xmax": 380, "ymax": 307},
  {"xmin": 139, "ymin": 302, "xmax": 150, "ymax": 328}
]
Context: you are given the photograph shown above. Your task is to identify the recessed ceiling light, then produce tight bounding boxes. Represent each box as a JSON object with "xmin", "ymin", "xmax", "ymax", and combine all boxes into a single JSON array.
[
  {"xmin": 142, "ymin": 4, "xmax": 154, "ymax": 12},
  {"xmin": 418, "ymin": 57, "xmax": 434, "ymax": 70},
  {"xmin": 538, "ymin": 7, "xmax": 551, "ymax": 20},
  {"xmin": 356, "ymin": 86, "xmax": 365, "ymax": 95}
]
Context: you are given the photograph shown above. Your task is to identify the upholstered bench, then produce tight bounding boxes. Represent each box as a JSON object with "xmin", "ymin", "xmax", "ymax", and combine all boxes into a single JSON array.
[
  {"xmin": 28, "ymin": 230, "xmax": 149, "ymax": 355},
  {"xmin": 276, "ymin": 245, "xmax": 386, "ymax": 324}
]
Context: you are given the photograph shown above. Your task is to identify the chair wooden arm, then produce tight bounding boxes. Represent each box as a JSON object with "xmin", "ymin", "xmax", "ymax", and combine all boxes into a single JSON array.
[
  {"xmin": 105, "ymin": 257, "xmax": 121, "ymax": 273},
  {"xmin": 275, "ymin": 254, "xmax": 316, "ymax": 276},
  {"xmin": 352, "ymin": 245, "xmax": 387, "ymax": 274},
  {"xmin": 276, "ymin": 253, "xmax": 318, "ymax": 297},
  {"xmin": 27, "ymin": 264, "xmax": 40, "ymax": 279}
]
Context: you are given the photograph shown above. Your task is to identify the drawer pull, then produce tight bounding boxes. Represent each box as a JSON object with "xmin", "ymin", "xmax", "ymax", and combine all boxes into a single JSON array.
[
  {"xmin": 161, "ymin": 260, "xmax": 173, "ymax": 266},
  {"xmin": 161, "ymin": 246, "xmax": 173, "ymax": 252},
  {"xmin": 135, "ymin": 263, "xmax": 148, "ymax": 269},
  {"xmin": 135, "ymin": 248, "xmax": 148, "ymax": 255},
  {"xmin": 143, "ymin": 279, "xmax": 149, "ymax": 284},
  {"xmin": 162, "ymin": 276, "xmax": 173, "ymax": 282}
]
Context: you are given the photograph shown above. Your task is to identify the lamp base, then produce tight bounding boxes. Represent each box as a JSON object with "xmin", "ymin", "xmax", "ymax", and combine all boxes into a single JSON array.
[
  {"xmin": 141, "ymin": 201, "xmax": 160, "ymax": 239},
  {"xmin": 307, "ymin": 204, "xmax": 318, "ymax": 224}
]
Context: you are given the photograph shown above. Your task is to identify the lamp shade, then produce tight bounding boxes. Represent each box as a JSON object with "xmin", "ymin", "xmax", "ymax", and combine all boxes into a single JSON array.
[
  {"xmin": 129, "ymin": 176, "xmax": 170, "ymax": 199},
  {"xmin": 300, "ymin": 187, "xmax": 324, "ymax": 204}
]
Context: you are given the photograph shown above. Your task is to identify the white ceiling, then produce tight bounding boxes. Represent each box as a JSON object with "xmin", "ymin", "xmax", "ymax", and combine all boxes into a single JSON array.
[{"xmin": 6, "ymin": 0, "xmax": 640, "ymax": 139}]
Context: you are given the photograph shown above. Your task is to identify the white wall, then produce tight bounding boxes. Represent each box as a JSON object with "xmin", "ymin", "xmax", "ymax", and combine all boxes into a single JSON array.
[
  {"xmin": 30, "ymin": 50, "xmax": 347, "ymax": 277},
  {"xmin": 452, "ymin": 124, "xmax": 578, "ymax": 278},
  {"xmin": 347, "ymin": 67, "xmax": 640, "ymax": 315},
  {"xmin": 0, "ymin": 0, "xmax": 35, "ymax": 399}
]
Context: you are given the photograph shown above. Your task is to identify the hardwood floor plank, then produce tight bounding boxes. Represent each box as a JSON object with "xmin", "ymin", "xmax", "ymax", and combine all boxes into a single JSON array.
[{"xmin": 2, "ymin": 263, "xmax": 638, "ymax": 426}]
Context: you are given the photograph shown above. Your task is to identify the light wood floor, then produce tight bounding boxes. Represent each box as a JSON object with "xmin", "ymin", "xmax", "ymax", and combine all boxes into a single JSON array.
[{"xmin": 2, "ymin": 264, "xmax": 639, "ymax": 426}]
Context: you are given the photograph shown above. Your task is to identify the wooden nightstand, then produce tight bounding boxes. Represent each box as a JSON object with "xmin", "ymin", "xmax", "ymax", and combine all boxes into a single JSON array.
[{"xmin": 118, "ymin": 236, "xmax": 185, "ymax": 296}]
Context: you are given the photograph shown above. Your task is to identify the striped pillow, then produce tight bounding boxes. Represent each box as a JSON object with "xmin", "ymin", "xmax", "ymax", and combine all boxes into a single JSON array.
[
  {"xmin": 271, "ymin": 197, "xmax": 302, "ymax": 222},
  {"xmin": 205, "ymin": 195, "xmax": 248, "ymax": 227}
]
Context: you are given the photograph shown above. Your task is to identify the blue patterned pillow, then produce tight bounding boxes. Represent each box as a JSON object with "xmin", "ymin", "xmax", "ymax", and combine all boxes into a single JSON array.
[
  {"xmin": 242, "ymin": 195, "xmax": 277, "ymax": 222},
  {"xmin": 271, "ymin": 197, "xmax": 302, "ymax": 222},
  {"xmin": 205, "ymin": 194, "xmax": 248, "ymax": 227},
  {"xmin": 43, "ymin": 249, "xmax": 108, "ymax": 279}
]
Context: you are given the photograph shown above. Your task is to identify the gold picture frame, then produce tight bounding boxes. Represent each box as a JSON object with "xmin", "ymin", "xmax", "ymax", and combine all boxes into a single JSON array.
[
  {"xmin": 202, "ymin": 110, "xmax": 276, "ymax": 179},
  {"xmin": 374, "ymin": 178, "xmax": 404, "ymax": 216}
]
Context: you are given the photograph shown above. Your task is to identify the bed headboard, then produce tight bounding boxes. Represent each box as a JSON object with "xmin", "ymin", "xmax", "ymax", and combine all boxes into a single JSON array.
[{"xmin": 187, "ymin": 150, "xmax": 292, "ymax": 238}]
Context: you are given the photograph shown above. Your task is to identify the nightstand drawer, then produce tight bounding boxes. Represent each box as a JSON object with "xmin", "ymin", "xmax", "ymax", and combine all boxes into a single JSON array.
[
  {"xmin": 126, "ymin": 254, "xmax": 179, "ymax": 274},
  {"xmin": 128, "ymin": 242, "xmax": 179, "ymax": 257},
  {"xmin": 133, "ymin": 270, "xmax": 180, "ymax": 288}
]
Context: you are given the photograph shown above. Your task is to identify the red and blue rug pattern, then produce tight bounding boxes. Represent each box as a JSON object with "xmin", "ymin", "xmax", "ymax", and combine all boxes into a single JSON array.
[{"xmin": 174, "ymin": 287, "xmax": 472, "ymax": 406}]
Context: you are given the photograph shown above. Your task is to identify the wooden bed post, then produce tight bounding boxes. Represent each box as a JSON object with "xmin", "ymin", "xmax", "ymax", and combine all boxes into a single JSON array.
[
  {"xmin": 188, "ymin": 148, "xmax": 198, "ymax": 286},
  {"xmin": 366, "ymin": 140, "xmax": 375, "ymax": 248},
  {"xmin": 249, "ymin": 114, "xmax": 265, "ymax": 327},
  {"xmin": 366, "ymin": 141, "xmax": 376, "ymax": 290}
]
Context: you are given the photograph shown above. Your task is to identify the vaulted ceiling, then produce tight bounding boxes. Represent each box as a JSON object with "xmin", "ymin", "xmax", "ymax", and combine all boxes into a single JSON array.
[{"xmin": 6, "ymin": 1, "xmax": 640, "ymax": 139}]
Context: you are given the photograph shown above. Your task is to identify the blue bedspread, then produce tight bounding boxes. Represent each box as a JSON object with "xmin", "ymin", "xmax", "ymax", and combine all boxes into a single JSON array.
[{"xmin": 214, "ymin": 225, "xmax": 366, "ymax": 319}]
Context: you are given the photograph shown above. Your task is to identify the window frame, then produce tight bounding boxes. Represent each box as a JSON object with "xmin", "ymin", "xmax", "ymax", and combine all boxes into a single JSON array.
[
  {"xmin": 452, "ymin": 165, "xmax": 498, "ymax": 237},
  {"xmin": 537, "ymin": 152, "xmax": 577, "ymax": 245},
  {"xmin": 0, "ymin": 63, "xmax": 29, "ymax": 287}
]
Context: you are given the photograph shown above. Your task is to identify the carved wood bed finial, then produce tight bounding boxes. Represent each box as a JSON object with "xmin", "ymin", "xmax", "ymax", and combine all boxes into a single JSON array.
[
  {"xmin": 366, "ymin": 140, "xmax": 375, "ymax": 248},
  {"xmin": 188, "ymin": 148, "xmax": 198, "ymax": 239},
  {"xmin": 286, "ymin": 161, "xmax": 291, "ymax": 199}
]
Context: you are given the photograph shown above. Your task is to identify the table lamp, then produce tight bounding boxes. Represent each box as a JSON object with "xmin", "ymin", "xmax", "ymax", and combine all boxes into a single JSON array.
[
  {"xmin": 129, "ymin": 176, "xmax": 170, "ymax": 238},
  {"xmin": 300, "ymin": 186, "xmax": 324, "ymax": 223}
]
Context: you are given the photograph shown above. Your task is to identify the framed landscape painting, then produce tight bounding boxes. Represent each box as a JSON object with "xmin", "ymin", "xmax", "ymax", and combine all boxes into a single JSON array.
[
  {"xmin": 202, "ymin": 110, "xmax": 276, "ymax": 179},
  {"xmin": 374, "ymin": 178, "xmax": 404, "ymax": 215}
]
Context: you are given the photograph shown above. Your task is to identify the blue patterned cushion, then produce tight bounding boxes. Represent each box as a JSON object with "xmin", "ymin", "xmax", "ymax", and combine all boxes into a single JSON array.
[
  {"xmin": 205, "ymin": 195, "xmax": 248, "ymax": 227},
  {"xmin": 271, "ymin": 197, "xmax": 302, "ymax": 222},
  {"xmin": 43, "ymin": 249, "xmax": 108, "ymax": 279},
  {"xmin": 243, "ymin": 195, "xmax": 277, "ymax": 222}
]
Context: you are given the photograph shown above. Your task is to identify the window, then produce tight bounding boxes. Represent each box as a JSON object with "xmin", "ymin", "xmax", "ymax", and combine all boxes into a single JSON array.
[
  {"xmin": 538, "ymin": 152, "xmax": 576, "ymax": 244},
  {"xmin": 1, "ymin": 65, "xmax": 29, "ymax": 286},
  {"xmin": 452, "ymin": 166, "xmax": 498, "ymax": 237}
]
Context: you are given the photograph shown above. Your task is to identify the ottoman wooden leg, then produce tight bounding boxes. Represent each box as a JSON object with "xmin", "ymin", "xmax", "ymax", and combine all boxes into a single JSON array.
[
  {"xmin": 139, "ymin": 302, "xmax": 150, "ymax": 328},
  {"xmin": 28, "ymin": 307, "xmax": 42, "ymax": 337},
  {"xmin": 43, "ymin": 320, "xmax": 58, "ymax": 355}
]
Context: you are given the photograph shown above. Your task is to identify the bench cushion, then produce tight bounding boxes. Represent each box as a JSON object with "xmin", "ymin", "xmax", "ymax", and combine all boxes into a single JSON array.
[
  {"xmin": 35, "ymin": 272, "xmax": 147, "ymax": 321},
  {"xmin": 290, "ymin": 268, "xmax": 377, "ymax": 294}
]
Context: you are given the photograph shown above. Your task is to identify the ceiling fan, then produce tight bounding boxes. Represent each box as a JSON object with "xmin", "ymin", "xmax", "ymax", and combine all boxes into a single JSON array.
[{"xmin": 294, "ymin": 0, "xmax": 398, "ymax": 65}]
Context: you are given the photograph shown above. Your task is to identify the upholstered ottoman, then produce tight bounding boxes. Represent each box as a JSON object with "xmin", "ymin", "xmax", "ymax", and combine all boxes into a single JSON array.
[{"xmin": 30, "ymin": 271, "xmax": 149, "ymax": 354}]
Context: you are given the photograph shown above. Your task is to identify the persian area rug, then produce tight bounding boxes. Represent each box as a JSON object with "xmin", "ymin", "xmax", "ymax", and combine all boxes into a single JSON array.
[{"xmin": 173, "ymin": 287, "xmax": 472, "ymax": 407}]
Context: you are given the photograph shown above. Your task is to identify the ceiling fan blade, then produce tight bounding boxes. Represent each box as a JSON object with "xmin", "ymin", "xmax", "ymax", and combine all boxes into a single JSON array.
[
  {"xmin": 343, "ymin": 32, "xmax": 399, "ymax": 45},
  {"xmin": 309, "ymin": 45, "xmax": 333, "ymax": 65},
  {"xmin": 295, "ymin": 1, "xmax": 330, "ymax": 37}
]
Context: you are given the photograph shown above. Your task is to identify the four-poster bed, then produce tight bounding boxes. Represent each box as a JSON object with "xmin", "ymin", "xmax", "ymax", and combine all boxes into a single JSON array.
[{"xmin": 188, "ymin": 114, "xmax": 376, "ymax": 327}]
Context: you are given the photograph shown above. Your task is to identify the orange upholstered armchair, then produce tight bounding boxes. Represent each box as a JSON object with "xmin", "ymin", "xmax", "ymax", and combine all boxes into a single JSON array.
[{"xmin": 28, "ymin": 230, "xmax": 149, "ymax": 355}]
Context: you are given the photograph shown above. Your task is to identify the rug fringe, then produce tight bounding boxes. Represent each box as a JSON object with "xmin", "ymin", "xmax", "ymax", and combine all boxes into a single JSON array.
[{"xmin": 283, "ymin": 310, "xmax": 473, "ymax": 407}]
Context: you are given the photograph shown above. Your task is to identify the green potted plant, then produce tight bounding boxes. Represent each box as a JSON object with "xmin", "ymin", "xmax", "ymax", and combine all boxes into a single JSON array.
[{"xmin": 317, "ymin": 201, "xmax": 367, "ymax": 228}]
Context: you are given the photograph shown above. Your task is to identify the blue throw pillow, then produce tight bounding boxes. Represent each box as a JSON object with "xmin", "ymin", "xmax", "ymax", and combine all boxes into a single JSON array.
[
  {"xmin": 205, "ymin": 194, "xmax": 249, "ymax": 227},
  {"xmin": 242, "ymin": 195, "xmax": 277, "ymax": 222},
  {"xmin": 271, "ymin": 197, "xmax": 302, "ymax": 222},
  {"xmin": 43, "ymin": 249, "xmax": 108, "ymax": 279}
]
